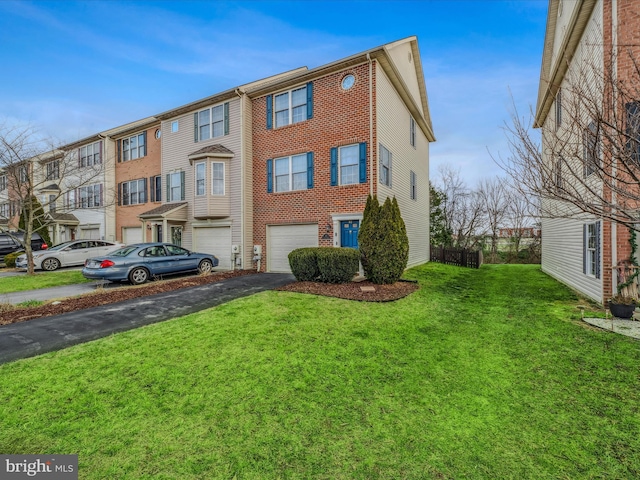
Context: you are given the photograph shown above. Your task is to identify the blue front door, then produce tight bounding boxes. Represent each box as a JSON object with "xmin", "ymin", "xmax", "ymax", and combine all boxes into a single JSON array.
[{"xmin": 341, "ymin": 220, "xmax": 359, "ymax": 248}]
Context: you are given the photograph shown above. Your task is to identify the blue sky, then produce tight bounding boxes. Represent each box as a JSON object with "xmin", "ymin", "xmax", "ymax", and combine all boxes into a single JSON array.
[{"xmin": 0, "ymin": 0, "xmax": 548, "ymax": 185}]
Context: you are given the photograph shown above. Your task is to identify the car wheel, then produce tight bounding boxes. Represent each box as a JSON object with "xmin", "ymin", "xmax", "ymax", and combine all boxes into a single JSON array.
[
  {"xmin": 129, "ymin": 267, "xmax": 149, "ymax": 285},
  {"xmin": 41, "ymin": 257, "xmax": 61, "ymax": 271},
  {"xmin": 198, "ymin": 259, "xmax": 213, "ymax": 274}
]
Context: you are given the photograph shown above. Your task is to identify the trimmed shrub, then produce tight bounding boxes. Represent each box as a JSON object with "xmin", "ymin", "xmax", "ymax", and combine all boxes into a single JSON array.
[
  {"xmin": 288, "ymin": 247, "xmax": 320, "ymax": 281},
  {"xmin": 4, "ymin": 251, "xmax": 24, "ymax": 268},
  {"xmin": 316, "ymin": 247, "xmax": 359, "ymax": 284},
  {"xmin": 358, "ymin": 195, "xmax": 409, "ymax": 284}
]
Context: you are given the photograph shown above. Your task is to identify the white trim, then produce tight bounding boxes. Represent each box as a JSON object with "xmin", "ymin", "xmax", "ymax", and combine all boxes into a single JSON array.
[
  {"xmin": 211, "ymin": 161, "xmax": 225, "ymax": 196},
  {"xmin": 195, "ymin": 161, "xmax": 206, "ymax": 196},
  {"xmin": 331, "ymin": 213, "xmax": 363, "ymax": 247}
]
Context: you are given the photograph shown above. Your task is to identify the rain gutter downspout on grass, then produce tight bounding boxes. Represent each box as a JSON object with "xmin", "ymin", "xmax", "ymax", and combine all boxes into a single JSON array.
[
  {"xmin": 367, "ymin": 53, "xmax": 373, "ymax": 196},
  {"xmin": 235, "ymin": 87, "xmax": 243, "ymax": 272}
]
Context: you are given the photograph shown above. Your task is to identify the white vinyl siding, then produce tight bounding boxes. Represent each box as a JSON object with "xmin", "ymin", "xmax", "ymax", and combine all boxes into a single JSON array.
[{"xmin": 376, "ymin": 63, "xmax": 429, "ymax": 267}]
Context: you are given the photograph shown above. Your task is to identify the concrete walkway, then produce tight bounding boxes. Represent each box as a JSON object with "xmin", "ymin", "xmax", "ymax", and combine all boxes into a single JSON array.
[
  {"xmin": 0, "ymin": 273, "xmax": 294, "ymax": 365},
  {"xmin": 583, "ymin": 317, "xmax": 640, "ymax": 340}
]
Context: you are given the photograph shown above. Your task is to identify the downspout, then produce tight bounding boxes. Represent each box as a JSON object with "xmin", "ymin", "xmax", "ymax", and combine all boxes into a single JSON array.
[
  {"xmin": 610, "ymin": 0, "xmax": 618, "ymax": 298},
  {"xmin": 367, "ymin": 53, "xmax": 373, "ymax": 196},
  {"xmin": 236, "ymin": 88, "xmax": 244, "ymax": 271}
]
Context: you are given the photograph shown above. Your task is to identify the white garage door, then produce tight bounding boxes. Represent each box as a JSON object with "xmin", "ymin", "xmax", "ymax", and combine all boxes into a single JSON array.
[
  {"xmin": 80, "ymin": 228, "xmax": 100, "ymax": 239},
  {"xmin": 122, "ymin": 227, "xmax": 143, "ymax": 245},
  {"xmin": 268, "ymin": 224, "xmax": 318, "ymax": 273},
  {"xmin": 193, "ymin": 226, "xmax": 232, "ymax": 270}
]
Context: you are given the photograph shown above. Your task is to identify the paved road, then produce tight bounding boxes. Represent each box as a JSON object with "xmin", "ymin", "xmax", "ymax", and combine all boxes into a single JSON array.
[{"xmin": 0, "ymin": 272, "xmax": 294, "ymax": 365}]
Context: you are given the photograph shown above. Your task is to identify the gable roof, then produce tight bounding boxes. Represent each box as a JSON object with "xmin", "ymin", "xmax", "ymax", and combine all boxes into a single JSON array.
[
  {"xmin": 534, "ymin": 0, "xmax": 598, "ymax": 128},
  {"xmin": 244, "ymin": 36, "xmax": 435, "ymax": 142}
]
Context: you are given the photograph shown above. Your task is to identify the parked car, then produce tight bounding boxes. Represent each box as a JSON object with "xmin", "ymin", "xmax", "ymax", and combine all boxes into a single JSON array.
[
  {"xmin": 16, "ymin": 240, "xmax": 125, "ymax": 271},
  {"xmin": 81, "ymin": 242, "xmax": 219, "ymax": 284},
  {"xmin": 0, "ymin": 231, "xmax": 47, "ymax": 258}
]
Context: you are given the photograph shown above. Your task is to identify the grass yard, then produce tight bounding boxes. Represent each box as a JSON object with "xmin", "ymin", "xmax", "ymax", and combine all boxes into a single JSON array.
[
  {"xmin": 0, "ymin": 270, "xmax": 90, "ymax": 293},
  {"xmin": 1, "ymin": 263, "xmax": 639, "ymax": 479}
]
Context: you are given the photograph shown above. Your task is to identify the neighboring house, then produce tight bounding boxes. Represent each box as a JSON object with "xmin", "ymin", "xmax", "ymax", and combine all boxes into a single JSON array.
[
  {"xmin": 248, "ymin": 36, "xmax": 435, "ymax": 273},
  {"xmin": 535, "ymin": 0, "xmax": 639, "ymax": 303},
  {"xmin": 149, "ymin": 68, "xmax": 305, "ymax": 270},
  {"xmin": 113, "ymin": 118, "xmax": 162, "ymax": 244}
]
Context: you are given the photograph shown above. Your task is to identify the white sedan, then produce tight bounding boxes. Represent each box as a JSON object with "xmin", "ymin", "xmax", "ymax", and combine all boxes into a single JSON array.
[{"xmin": 16, "ymin": 240, "xmax": 125, "ymax": 271}]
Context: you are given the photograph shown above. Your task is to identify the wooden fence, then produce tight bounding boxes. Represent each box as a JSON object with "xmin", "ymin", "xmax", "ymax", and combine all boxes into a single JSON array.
[{"xmin": 430, "ymin": 245, "xmax": 483, "ymax": 269}]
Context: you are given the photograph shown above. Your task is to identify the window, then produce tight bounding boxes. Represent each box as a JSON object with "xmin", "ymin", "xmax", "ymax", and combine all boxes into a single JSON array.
[
  {"xmin": 78, "ymin": 184, "xmax": 102, "ymax": 208},
  {"xmin": 120, "ymin": 179, "xmax": 147, "ymax": 205},
  {"xmin": 0, "ymin": 203, "xmax": 9, "ymax": 218},
  {"xmin": 79, "ymin": 141, "xmax": 102, "ymax": 167},
  {"xmin": 584, "ymin": 221, "xmax": 600, "ymax": 278},
  {"xmin": 268, "ymin": 83, "xmax": 313, "ymax": 129},
  {"xmin": 48, "ymin": 194, "xmax": 56, "ymax": 213},
  {"xmin": 410, "ymin": 170, "xmax": 417, "ymax": 200},
  {"xmin": 554, "ymin": 155, "xmax": 563, "ymax": 193},
  {"xmin": 555, "ymin": 88, "xmax": 562, "ymax": 129},
  {"xmin": 274, "ymin": 154, "xmax": 306, "ymax": 192},
  {"xmin": 64, "ymin": 190, "xmax": 75, "ymax": 209},
  {"xmin": 171, "ymin": 121, "xmax": 179, "ymax": 133},
  {"xmin": 167, "ymin": 171, "xmax": 185, "ymax": 202},
  {"xmin": 194, "ymin": 103, "xmax": 228, "ymax": 142},
  {"xmin": 379, "ymin": 144, "xmax": 392, "ymax": 187},
  {"xmin": 212, "ymin": 162, "xmax": 225, "ymax": 195},
  {"xmin": 410, "ymin": 116, "xmax": 416, "ymax": 147},
  {"xmin": 330, "ymin": 143, "xmax": 366, "ymax": 186},
  {"xmin": 121, "ymin": 132, "xmax": 146, "ymax": 161},
  {"xmin": 339, "ymin": 145, "xmax": 359, "ymax": 185},
  {"xmin": 195, "ymin": 162, "xmax": 206, "ymax": 196},
  {"xmin": 150, "ymin": 175, "xmax": 162, "ymax": 202},
  {"xmin": 0, "ymin": 175, "xmax": 7, "ymax": 191},
  {"xmin": 46, "ymin": 160, "xmax": 59, "ymax": 180},
  {"xmin": 626, "ymin": 101, "xmax": 640, "ymax": 164},
  {"xmin": 18, "ymin": 165, "xmax": 28, "ymax": 183},
  {"xmin": 583, "ymin": 121, "xmax": 600, "ymax": 177}
]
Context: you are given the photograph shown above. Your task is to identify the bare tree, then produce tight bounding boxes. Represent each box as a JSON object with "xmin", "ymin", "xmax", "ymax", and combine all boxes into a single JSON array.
[
  {"xmin": 495, "ymin": 41, "xmax": 640, "ymax": 231},
  {"xmin": 0, "ymin": 121, "xmax": 104, "ymax": 274},
  {"xmin": 436, "ymin": 165, "xmax": 486, "ymax": 249},
  {"xmin": 477, "ymin": 177, "xmax": 508, "ymax": 262}
]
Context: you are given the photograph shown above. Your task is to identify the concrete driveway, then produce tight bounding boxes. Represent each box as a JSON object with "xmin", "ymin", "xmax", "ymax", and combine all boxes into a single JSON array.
[{"xmin": 0, "ymin": 272, "xmax": 294, "ymax": 365}]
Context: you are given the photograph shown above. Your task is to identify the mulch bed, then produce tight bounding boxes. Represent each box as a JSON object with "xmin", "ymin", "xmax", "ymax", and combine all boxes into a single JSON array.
[
  {"xmin": 0, "ymin": 272, "xmax": 419, "ymax": 327},
  {"xmin": 276, "ymin": 279, "xmax": 419, "ymax": 302}
]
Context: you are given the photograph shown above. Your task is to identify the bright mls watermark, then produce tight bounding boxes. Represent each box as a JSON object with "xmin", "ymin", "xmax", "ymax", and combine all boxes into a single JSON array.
[{"xmin": 0, "ymin": 455, "xmax": 77, "ymax": 479}]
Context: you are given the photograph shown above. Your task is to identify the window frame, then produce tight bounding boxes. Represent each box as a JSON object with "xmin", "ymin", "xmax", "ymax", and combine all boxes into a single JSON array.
[
  {"xmin": 584, "ymin": 221, "xmax": 599, "ymax": 278},
  {"xmin": 122, "ymin": 132, "xmax": 146, "ymax": 161},
  {"xmin": 194, "ymin": 103, "xmax": 227, "ymax": 142},
  {"xmin": 0, "ymin": 175, "xmax": 7, "ymax": 191},
  {"xmin": 339, "ymin": 144, "xmax": 359, "ymax": 186},
  {"xmin": 410, "ymin": 170, "xmax": 417, "ymax": 200},
  {"xmin": 274, "ymin": 85, "xmax": 307, "ymax": 128},
  {"xmin": 195, "ymin": 162, "xmax": 206, "ymax": 196},
  {"xmin": 46, "ymin": 160, "xmax": 60, "ymax": 181},
  {"xmin": 152, "ymin": 175, "xmax": 162, "ymax": 202},
  {"xmin": 379, "ymin": 144, "xmax": 392, "ymax": 187},
  {"xmin": 171, "ymin": 121, "xmax": 179, "ymax": 133},
  {"xmin": 0, "ymin": 203, "xmax": 9, "ymax": 218},
  {"xmin": 78, "ymin": 184, "xmax": 102, "ymax": 208},
  {"xmin": 410, "ymin": 116, "xmax": 416, "ymax": 147},
  {"xmin": 211, "ymin": 162, "xmax": 225, "ymax": 196},
  {"xmin": 168, "ymin": 171, "xmax": 184, "ymax": 202},
  {"xmin": 274, "ymin": 154, "xmax": 306, "ymax": 192},
  {"xmin": 121, "ymin": 178, "xmax": 147, "ymax": 206},
  {"xmin": 79, "ymin": 141, "xmax": 102, "ymax": 168}
]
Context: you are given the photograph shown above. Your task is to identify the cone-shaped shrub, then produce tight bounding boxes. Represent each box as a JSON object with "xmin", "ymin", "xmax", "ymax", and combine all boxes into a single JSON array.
[
  {"xmin": 19, "ymin": 195, "xmax": 52, "ymax": 247},
  {"xmin": 358, "ymin": 194, "xmax": 409, "ymax": 284}
]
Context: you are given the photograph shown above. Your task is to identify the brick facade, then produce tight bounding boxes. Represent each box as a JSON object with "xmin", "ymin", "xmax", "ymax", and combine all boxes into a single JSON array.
[{"xmin": 252, "ymin": 62, "xmax": 377, "ymax": 271}]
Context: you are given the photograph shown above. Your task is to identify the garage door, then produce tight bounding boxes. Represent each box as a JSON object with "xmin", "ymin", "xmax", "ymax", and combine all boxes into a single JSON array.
[
  {"xmin": 80, "ymin": 228, "xmax": 100, "ymax": 239},
  {"xmin": 193, "ymin": 226, "xmax": 232, "ymax": 270},
  {"xmin": 268, "ymin": 224, "xmax": 318, "ymax": 273},
  {"xmin": 122, "ymin": 226, "xmax": 143, "ymax": 245}
]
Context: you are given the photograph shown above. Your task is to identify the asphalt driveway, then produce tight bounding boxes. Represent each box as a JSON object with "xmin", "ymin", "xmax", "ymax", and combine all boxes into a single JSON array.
[{"xmin": 0, "ymin": 272, "xmax": 294, "ymax": 365}]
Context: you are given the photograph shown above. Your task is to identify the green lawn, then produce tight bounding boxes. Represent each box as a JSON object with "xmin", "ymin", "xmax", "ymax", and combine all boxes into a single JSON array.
[
  {"xmin": 1, "ymin": 263, "xmax": 639, "ymax": 479},
  {"xmin": 0, "ymin": 270, "xmax": 91, "ymax": 294}
]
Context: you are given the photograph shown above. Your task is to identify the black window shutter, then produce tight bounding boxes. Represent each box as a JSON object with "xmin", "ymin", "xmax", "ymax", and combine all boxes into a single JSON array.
[
  {"xmin": 224, "ymin": 102, "xmax": 230, "ymax": 135},
  {"xmin": 194, "ymin": 113, "xmax": 199, "ymax": 143},
  {"xmin": 166, "ymin": 174, "xmax": 170, "ymax": 202},
  {"xmin": 307, "ymin": 82, "xmax": 313, "ymax": 119},
  {"xmin": 307, "ymin": 152, "xmax": 314, "ymax": 189},
  {"xmin": 330, "ymin": 148, "xmax": 338, "ymax": 186},
  {"xmin": 267, "ymin": 159, "xmax": 273, "ymax": 193},
  {"xmin": 77, "ymin": 149, "xmax": 81, "ymax": 168},
  {"xmin": 180, "ymin": 171, "xmax": 185, "ymax": 201},
  {"xmin": 142, "ymin": 177, "xmax": 147, "ymax": 203},
  {"xmin": 266, "ymin": 95, "xmax": 273, "ymax": 130},
  {"xmin": 142, "ymin": 131, "xmax": 147, "ymax": 157},
  {"xmin": 117, "ymin": 139, "xmax": 122, "ymax": 163},
  {"xmin": 99, "ymin": 141, "xmax": 103, "ymax": 163},
  {"xmin": 117, "ymin": 182, "xmax": 122, "ymax": 206},
  {"xmin": 149, "ymin": 176, "xmax": 155, "ymax": 202},
  {"xmin": 359, "ymin": 142, "xmax": 367, "ymax": 183}
]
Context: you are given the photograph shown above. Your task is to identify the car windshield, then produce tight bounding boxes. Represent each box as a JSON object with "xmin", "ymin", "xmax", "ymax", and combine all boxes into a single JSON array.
[
  {"xmin": 109, "ymin": 246, "xmax": 138, "ymax": 257},
  {"xmin": 47, "ymin": 241, "xmax": 77, "ymax": 251}
]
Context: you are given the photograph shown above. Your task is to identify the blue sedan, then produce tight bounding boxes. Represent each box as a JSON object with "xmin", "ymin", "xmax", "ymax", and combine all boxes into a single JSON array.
[{"xmin": 82, "ymin": 242, "xmax": 219, "ymax": 285}]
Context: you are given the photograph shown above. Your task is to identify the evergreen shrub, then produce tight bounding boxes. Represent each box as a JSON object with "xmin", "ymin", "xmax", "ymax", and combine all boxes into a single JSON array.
[
  {"xmin": 316, "ymin": 247, "xmax": 359, "ymax": 284},
  {"xmin": 288, "ymin": 247, "xmax": 320, "ymax": 281}
]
